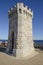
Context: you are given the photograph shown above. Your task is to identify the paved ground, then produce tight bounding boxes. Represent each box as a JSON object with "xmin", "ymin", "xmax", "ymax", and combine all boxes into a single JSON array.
[{"xmin": 0, "ymin": 47, "xmax": 43, "ymax": 65}]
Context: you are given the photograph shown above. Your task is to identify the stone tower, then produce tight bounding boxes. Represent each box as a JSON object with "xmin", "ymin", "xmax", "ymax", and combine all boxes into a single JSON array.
[{"xmin": 7, "ymin": 3, "xmax": 34, "ymax": 58}]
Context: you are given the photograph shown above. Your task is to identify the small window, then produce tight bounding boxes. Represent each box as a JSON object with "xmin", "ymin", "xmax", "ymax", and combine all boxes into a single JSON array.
[{"xmin": 19, "ymin": 9, "xmax": 22, "ymax": 13}]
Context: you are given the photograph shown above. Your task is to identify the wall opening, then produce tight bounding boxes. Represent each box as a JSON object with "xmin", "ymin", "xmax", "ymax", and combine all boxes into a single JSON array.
[{"xmin": 11, "ymin": 31, "xmax": 14, "ymax": 51}]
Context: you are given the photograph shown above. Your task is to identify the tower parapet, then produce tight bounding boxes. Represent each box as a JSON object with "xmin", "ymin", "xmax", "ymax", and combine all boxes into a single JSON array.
[{"xmin": 8, "ymin": 3, "xmax": 33, "ymax": 18}]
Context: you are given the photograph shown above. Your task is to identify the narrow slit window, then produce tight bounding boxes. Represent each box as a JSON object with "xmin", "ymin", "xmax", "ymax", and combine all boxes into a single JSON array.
[{"xmin": 19, "ymin": 9, "xmax": 22, "ymax": 13}]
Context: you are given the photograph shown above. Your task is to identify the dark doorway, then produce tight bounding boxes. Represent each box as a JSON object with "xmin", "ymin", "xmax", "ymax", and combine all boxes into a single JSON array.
[
  {"xmin": 11, "ymin": 31, "xmax": 16, "ymax": 56},
  {"xmin": 11, "ymin": 31, "xmax": 14, "ymax": 51}
]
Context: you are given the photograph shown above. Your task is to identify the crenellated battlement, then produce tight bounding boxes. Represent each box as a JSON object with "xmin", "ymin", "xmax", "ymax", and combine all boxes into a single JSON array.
[
  {"xmin": 17, "ymin": 2, "xmax": 33, "ymax": 12},
  {"xmin": 8, "ymin": 3, "xmax": 33, "ymax": 17}
]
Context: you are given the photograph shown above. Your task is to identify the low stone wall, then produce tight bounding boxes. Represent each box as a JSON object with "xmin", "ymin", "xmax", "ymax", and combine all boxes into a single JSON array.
[{"xmin": 0, "ymin": 42, "xmax": 8, "ymax": 47}]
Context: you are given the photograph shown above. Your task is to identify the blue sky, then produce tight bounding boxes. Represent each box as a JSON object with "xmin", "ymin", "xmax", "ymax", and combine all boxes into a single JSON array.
[{"xmin": 0, "ymin": 0, "xmax": 43, "ymax": 40}]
